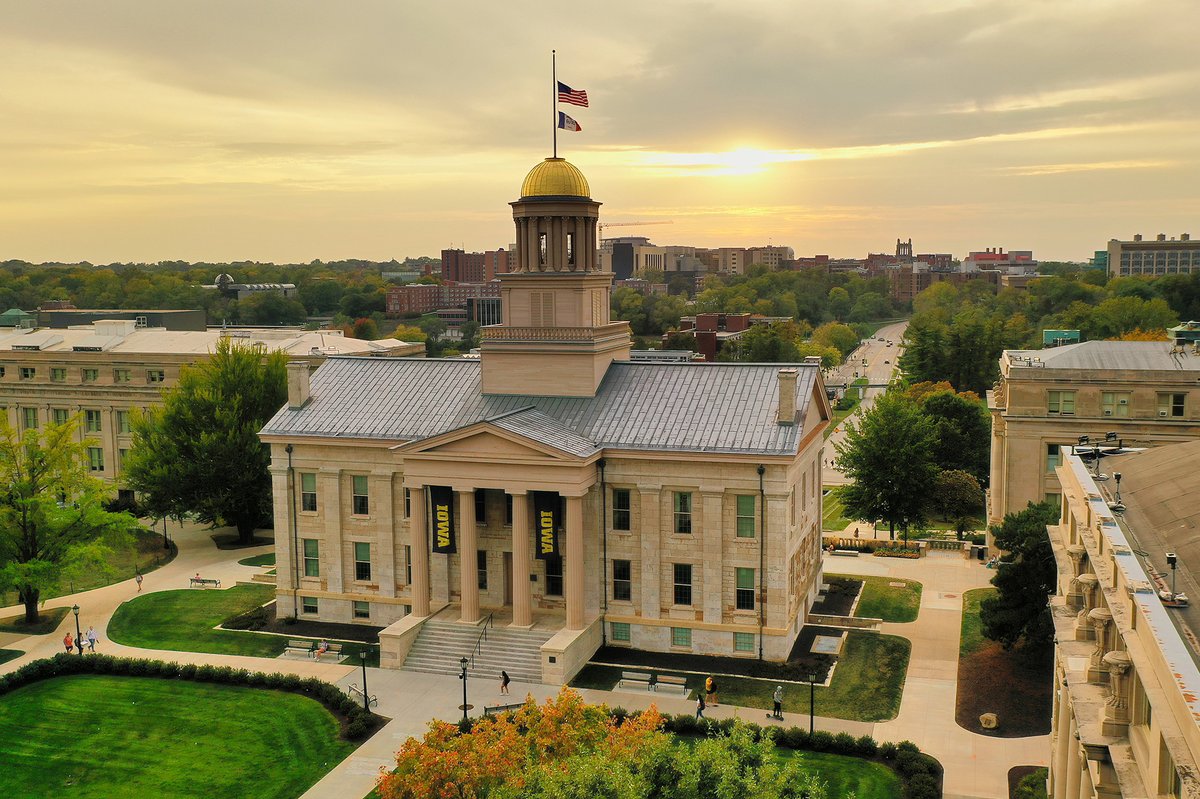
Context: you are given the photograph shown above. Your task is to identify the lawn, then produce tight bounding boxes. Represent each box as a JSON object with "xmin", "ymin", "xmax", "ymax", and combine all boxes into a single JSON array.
[
  {"xmin": 822, "ymin": 487, "xmax": 859, "ymax": 531},
  {"xmin": 238, "ymin": 553, "xmax": 276, "ymax": 568},
  {"xmin": 0, "ymin": 674, "xmax": 354, "ymax": 799},
  {"xmin": 573, "ymin": 632, "xmax": 910, "ymax": 723},
  {"xmin": 776, "ymin": 748, "xmax": 901, "ymax": 799},
  {"xmin": 828, "ymin": 573, "xmax": 922, "ymax": 623},
  {"xmin": 960, "ymin": 587, "xmax": 994, "ymax": 657},
  {"xmin": 107, "ymin": 584, "xmax": 378, "ymax": 664},
  {"xmin": 0, "ymin": 606, "xmax": 70, "ymax": 636},
  {"xmin": 0, "ymin": 649, "xmax": 23, "ymax": 665}
]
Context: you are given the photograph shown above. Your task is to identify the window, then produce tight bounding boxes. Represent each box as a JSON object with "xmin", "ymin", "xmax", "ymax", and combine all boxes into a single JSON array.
[
  {"xmin": 538, "ymin": 232, "xmax": 548, "ymax": 265},
  {"xmin": 612, "ymin": 488, "xmax": 631, "ymax": 531},
  {"xmin": 0, "ymin": 365, "xmax": 5, "ymax": 378},
  {"xmin": 1046, "ymin": 444, "xmax": 1061, "ymax": 473},
  {"xmin": 52, "ymin": 408, "xmax": 69, "ymax": 426},
  {"xmin": 115, "ymin": 410, "xmax": 131, "ymax": 434},
  {"xmin": 20, "ymin": 367, "xmax": 35, "ymax": 380},
  {"xmin": 300, "ymin": 473, "xmax": 317, "ymax": 512},
  {"xmin": 404, "ymin": 545, "xmax": 412, "ymax": 584},
  {"xmin": 113, "ymin": 368, "xmax": 131, "ymax": 383},
  {"xmin": 611, "ymin": 622, "xmax": 631, "ymax": 642},
  {"xmin": 146, "ymin": 370, "xmax": 166, "ymax": 384},
  {"xmin": 477, "ymin": 550, "xmax": 488, "ymax": 590},
  {"xmin": 1102, "ymin": 391, "xmax": 1130, "ymax": 417},
  {"xmin": 734, "ymin": 632, "xmax": 755, "ymax": 652},
  {"xmin": 671, "ymin": 627, "xmax": 692, "ymax": 648},
  {"xmin": 404, "ymin": 488, "xmax": 411, "ymax": 518},
  {"xmin": 82, "ymin": 368, "xmax": 99, "ymax": 383},
  {"xmin": 673, "ymin": 563, "xmax": 693, "ymax": 606},
  {"xmin": 505, "ymin": 493, "xmax": 513, "ymax": 525},
  {"xmin": 302, "ymin": 539, "xmax": 319, "ymax": 577},
  {"xmin": 612, "ymin": 559, "xmax": 631, "ymax": 601},
  {"xmin": 353, "ymin": 601, "xmax": 370, "ymax": 619},
  {"xmin": 474, "ymin": 490, "xmax": 486, "ymax": 524},
  {"xmin": 352, "ymin": 475, "xmax": 369, "ymax": 515},
  {"xmin": 1047, "ymin": 390, "xmax": 1075, "ymax": 415},
  {"xmin": 673, "ymin": 492, "xmax": 692, "ymax": 534},
  {"xmin": 21, "ymin": 407, "xmax": 38, "ymax": 430},
  {"xmin": 736, "ymin": 495, "xmax": 756, "ymax": 538},
  {"xmin": 545, "ymin": 556, "xmax": 563, "ymax": 596},
  {"xmin": 87, "ymin": 447, "xmax": 104, "ymax": 472},
  {"xmin": 85, "ymin": 410, "xmax": 102, "ymax": 432},
  {"xmin": 301, "ymin": 597, "xmax": 318, "ymax": 615},
  {"xmin": 566, "ymin": 232, "xmax": 575, "ymax": 265},
  {"xmin": 50, "ymin": 367, "xmax": 66, "ymax": 382},
  {"xmin": 354, "ymin": 542, "xmax": 371, "ymax": 581},
  {"xmin": 736, "ymin": 567, "xmax": 756, "ymax": 610},
  {"xmin": 1158, "ymin": 392, "xmax": 1186, "ymax": 418}
]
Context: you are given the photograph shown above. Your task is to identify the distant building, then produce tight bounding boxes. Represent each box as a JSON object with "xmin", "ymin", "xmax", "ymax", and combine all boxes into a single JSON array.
[
  {"xmin": 202, "ymin": 273, "xmax": 298, "ymax": 300},
  {"xmin": 0, "ymin": 309, "xmax": 35, "ymax": 330},
  {"xmin": 37, "ymin": 308, "xmax": 207, "ymax": 331},
  {"xmin": 441, "ymin": 249, "xmax": 487, "ymax": 283},
  {"xmin": 1107, "ymin": 233, "xmax": 1199, "ymax": 278},
  {"xmin": 962, "ymin": 248, "xmax": 1037, "ymax": 274},
  {"xmin": 385, "ymin": 282, "xmax": 501, "ymax": 318}
]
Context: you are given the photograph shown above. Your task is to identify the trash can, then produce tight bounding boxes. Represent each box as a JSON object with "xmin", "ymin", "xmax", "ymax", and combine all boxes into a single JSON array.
[{"xmin": 976, "ymin": 546, "xmax": 986, "ymax": 561}]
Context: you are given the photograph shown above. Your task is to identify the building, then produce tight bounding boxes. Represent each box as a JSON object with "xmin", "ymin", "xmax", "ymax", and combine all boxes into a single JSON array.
[
  {"xmin": 885, "ymin": 262, "xmax": 1001, "ymax": 304},
  {"xmin": 37, "ymin": 308, "xmax": 207, "ymax": 331},
  {"xmin": 202, "ymin": 273, "xmax": 298, "ymax": 300},
  {"xmin": 0, "ymin": 309, "xmax": 35, "ymax": 330},
  {"xmin": 441, "ymin": 249, "xmax": 487, "ymax": 284},
  {"xmin": 1107, "ymin": 234, "xmax": 1199, "ymax": 278},
  {"xmin": 1048, "ymin": 444, "xmax": 1200, "ymax": 799},
  {"xmin": 962, "ymin": 248, "xmax": 1037, "ymax": 274},
  {"xmin": 385, "ymin": 282, "xmax": 502, "ymax": 318},
  {"xmin": 986, "ymin": 340, "xmax": 1200, "ymax": 526},
  {"xmin": 259, "ymin": 157, "xmax": 831, "ymax": 684},
  {"xmin": 0, "ymin": 321, "xmax": 421, "ymax": 502}
]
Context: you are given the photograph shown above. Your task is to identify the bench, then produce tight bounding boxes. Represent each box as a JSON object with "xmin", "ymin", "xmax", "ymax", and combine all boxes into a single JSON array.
[
  {"xmin": 190, "ymin": 577, "xmax": 222, "ymax": 588},
  {"xmin": 313, "ymin": 642, "xmax": 344, "ymax": 661},
  {"xmin": 655, "ymin": 675, "xmax": 688, "ymax": 694},
  {"xmin": 484, "ymin": 702, "xmax": 525, "ymax": 716},
  {"xmin": 830, "ymin": 549, "xmax": 860, "ymax": 557},
  {"xmin": 285, "ymin": 639, "xmax": 313, "ymax": 657},
  {"xmin": 618, "ymin": 670, "xmax": 654, "ymax": 691}
]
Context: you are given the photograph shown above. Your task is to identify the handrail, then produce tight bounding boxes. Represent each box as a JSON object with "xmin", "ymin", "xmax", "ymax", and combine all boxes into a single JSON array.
[{"xmin": 467, "ymin": 612, "xmax": 495, "ymax": 672}]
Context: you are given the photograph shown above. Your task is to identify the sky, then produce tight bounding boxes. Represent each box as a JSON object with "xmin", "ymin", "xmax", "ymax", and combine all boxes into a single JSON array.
[{"xmin": 1, "ymin": 0, "xmax": 1197, "ymax": 264}]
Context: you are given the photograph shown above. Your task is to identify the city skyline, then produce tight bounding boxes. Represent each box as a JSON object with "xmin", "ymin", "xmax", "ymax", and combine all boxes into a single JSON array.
[{"xmin": 2, "ymin": 0, "xmax": 1197, "ymax": 263}]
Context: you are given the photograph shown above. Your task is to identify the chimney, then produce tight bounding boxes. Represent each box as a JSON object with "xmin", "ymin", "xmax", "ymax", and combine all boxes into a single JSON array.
[
  {"xmin": 1183, "ymin": 234, "xmax": 1191, "ymax": 242},
  {"xmin": 1158, "ymin": 234, "xmax": 1167, "ymax": 241},
  {"xmin": 287, "ymin": 361, "xmax": 312, "ymax": 409},
  {"xmin": 1134, "ymin": 234, "xmax": 1142, "ymax": 242},
  {"xmin": 777, "ymin": 368, "xmax": 798, "ymax": 426}
]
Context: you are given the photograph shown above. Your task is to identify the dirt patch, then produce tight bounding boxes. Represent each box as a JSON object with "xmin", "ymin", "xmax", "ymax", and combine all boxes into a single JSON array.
[
  {"xmin": 810, "ymin": 577, "xmax": 862, "ymax": 616},
  {"xmin": 224, "ymin": 601, "xmax": 383, "ymax": 643},
  {"xmin": 956, "ymin": 641, "xmax": 1052, "ymax": 737}
]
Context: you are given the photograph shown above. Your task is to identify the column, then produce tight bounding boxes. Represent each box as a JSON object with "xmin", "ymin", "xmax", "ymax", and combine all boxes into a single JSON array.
[
  {"xmin": 1052, "ymin": 682, "xmax": 1072, "ymax": 799},
  {"xmin": 458, "ymin": 489, "xmax": 480, "ymax": 624},
  {"xmin": 321, "ymin": 469, "xmax": 343, "ymax": 593},
  {"xmin": 1087, "ymin": 608, "xmax": 1113, "ymax": 683},
  {"xmin": 1102, "ymin": 650, "xmax": 1132, "ymax": 735},
  {"xmin": 565, "ymin": 494, "xmax": 585, "ymax": 630},
  {"xmin": 269, "ymin": 465, "xmax": 294, "ymax": 594},
  {"xmin": 1075, "ymin": 575, "xmax": 1098, "ymax": 639},
  {"xmin": 408, "ymin": 484, "xmax": 430, "ymax": 617},
  {"xmin": 510, "ymin": 490, "xmax": 532, "ymax": 627},
  {"xmin": 375, "ymin": 472, "xmax": 395, "ymax": 597},
  {"xmin": 701, "ymin": 491, "xmax": 724, "ymax": 624},
  {"xmin": 1064, "ymin": 722, "xmax": 1082, "ymax": 799},
  {"xmin": 638, "ymin": 486, "xmax": 662, "ymax": 619}
]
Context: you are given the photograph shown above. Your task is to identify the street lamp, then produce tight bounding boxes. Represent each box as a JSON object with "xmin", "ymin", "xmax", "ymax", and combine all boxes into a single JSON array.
[
  {"xmin": 808, "ymin": 673, "xmax": 816, "ymax": 734},
  {"xmin": 358, "ymin": 650, "xmax": 370, "ymax": 713},
  {"xmin": 459, "ymin": 657, "xmax": 470, "ymax": 722},
  {"xmin": 72, "ymin": 605, "xmax": 82, "ymax": 656},
  {"xmin": 163, "ymin": 517, "xmax": 170, "ymax": 550}
]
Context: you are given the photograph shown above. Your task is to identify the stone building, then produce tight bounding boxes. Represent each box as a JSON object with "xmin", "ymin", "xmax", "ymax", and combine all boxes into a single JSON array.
[{"xmin": 259, "ymin": 157, "xmax": 831, "ymax": 683}]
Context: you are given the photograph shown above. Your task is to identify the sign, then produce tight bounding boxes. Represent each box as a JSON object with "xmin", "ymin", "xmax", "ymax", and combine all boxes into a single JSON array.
[
  {"xmin": 429, "ymin": 486, "xmax": 456, "ymax": 554},
  {"xmin": 533, "ymin": 491, "xmax": 561, "ymax": 560}
]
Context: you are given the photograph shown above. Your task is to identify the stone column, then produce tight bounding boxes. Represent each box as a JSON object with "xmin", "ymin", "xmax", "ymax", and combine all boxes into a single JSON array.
[
  {"xmin": 1075, "ymin": 574, "xmax": 1098, "ymax": 640},
  {"xmin": 375, "ymin": 472, "xmax": 396, "ymax": 597},
  {"xmin": 269, "ymin": 465, "xmax": 294, "ymax": 596},
  {"xmin": 1053, "ymin": 682, "xmax": 1073, "ymax": 799},
  {"xmin": 458, "ymin": 489, "xmax": 480, "ymax": 624},
  {"xmin": 701, "ymin": 491, "xmax": 724, "ymax": 624},
  {"xmin": 510, "ymin": 490, "xmax": 532, "ymax": 628},
  {"xmin": 321, "ymin": 469, "xmax": 343, "ymax": 593},
  {"xmin": 408, "ymin": 484, "xmax": 430, "ymax": 617},
  {"xmin": 1078, "ymin": 757, "xmax": 1094, "ymax": 799},
  {"xmin": 1102, "ymin": 650, "xmax": 1133, "ymax": 734},
  {"xmin": 638, "ymin": 486, "xmax": 662, "ymax": 619},
  {"xmin": 565, "ymin": 494, "xmax": 585, "ymax": 630},
  {"xmin": 1066, "ymin": 547, "xmax": 1087, "ymax": 608},
  {"xmin": 1087, "ymin": 607, "xmax": 1113, "ymax": 683},
  {"xmin": 1064, "ymin": 722, "xmax": 1082, "ymax": 799}
]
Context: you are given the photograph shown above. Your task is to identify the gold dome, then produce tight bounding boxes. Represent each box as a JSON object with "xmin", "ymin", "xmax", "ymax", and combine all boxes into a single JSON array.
[{"xmin": 520, "ymin": 157, "xmax": 591, "ymax": 199}]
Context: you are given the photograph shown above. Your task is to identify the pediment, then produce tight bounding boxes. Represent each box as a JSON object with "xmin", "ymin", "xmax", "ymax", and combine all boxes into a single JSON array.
[{"xmin": 396, "ymin": 422, "xmax": 590, "ymax": 462}]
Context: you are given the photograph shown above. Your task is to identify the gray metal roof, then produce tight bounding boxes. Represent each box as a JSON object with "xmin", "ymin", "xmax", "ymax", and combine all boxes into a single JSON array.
[
  {"xmin": 1007, "ymin": 341, "xmax": 1200, "ymax": 372},
  {"xmin": 262, "ymin": 357, "xmax": 818, "ymax": 456}
]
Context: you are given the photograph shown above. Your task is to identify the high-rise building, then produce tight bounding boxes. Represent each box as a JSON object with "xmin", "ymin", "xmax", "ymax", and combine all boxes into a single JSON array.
[{"xmin": 1107, "ymin": 234, "xmax": 1199, "ymax": 278}]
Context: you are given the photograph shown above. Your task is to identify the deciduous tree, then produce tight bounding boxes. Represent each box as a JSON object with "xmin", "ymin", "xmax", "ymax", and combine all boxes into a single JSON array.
[{"xmin": 929, "ymin": 469, "xmax": 984, "ymax": 539}]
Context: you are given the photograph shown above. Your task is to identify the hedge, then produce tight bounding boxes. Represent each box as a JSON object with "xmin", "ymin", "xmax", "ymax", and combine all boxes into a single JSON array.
[{"xmin": 0, "ymin": 654, "xmax": 382, "ymax": 742}]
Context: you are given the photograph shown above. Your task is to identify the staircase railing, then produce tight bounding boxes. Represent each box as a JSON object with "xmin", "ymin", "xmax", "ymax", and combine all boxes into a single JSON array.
[{"xmin": 467, "ymin": 612, "xmax": 495, "ymax": 671}]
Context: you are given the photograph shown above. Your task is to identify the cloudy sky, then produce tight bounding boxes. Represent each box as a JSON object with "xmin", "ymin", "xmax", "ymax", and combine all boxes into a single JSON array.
[{"xmin": 1, "ymin": 0, "xmax": 1197, "ymax": 263}]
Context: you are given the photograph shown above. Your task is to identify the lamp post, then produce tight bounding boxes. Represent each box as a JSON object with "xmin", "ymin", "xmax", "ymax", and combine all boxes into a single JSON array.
[
  {"xmin": 72, "ymin": 605, "xmax": 82, "ymax": 656},
  {"xmin": 808, "ymin": 673, "xmax": 816, "ymax": 734},
  {"xmin": 459, "ymin": 657, "xmax": 470, "ymax": 722},
  {"xmin": 359, "ymin": 651, "xmax": 370, "ymax": 712},
  {"xmin": 162, "ymin": 516, "xmax": 170, "ymax": 550}
]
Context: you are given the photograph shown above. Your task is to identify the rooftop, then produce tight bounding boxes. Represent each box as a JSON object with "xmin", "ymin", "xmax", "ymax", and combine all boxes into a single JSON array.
[{"xmin": 1005, "ymin": 340, "xmax": 1200, "ymax": 372}]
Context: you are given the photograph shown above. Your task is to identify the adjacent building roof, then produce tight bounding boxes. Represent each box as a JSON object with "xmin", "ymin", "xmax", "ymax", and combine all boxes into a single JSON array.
[
  {"xmin": 261, "ymin": 357, "xmax": 819, "ymax": 456},
  {"xmin": 1006, "ymin": 340, "xmax": 1200, "ymax": 372}
]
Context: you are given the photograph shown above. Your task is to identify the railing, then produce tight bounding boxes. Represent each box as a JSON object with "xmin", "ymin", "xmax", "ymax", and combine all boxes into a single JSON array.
[
  {"xmin": 482, "ymin": 322, "xmax": 630, "ymax": 342},
  {"xmin": 467, "ymin": 612, "xmax": 495, "ymax": 671},
  {"xmin": 346, "ymin": 683, "xmax": 378, "ymax": 708}
]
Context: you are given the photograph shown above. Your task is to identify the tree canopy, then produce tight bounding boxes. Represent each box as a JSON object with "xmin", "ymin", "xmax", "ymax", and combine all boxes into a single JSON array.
[
  {"xmin": 124, "ymin": 339, "xmax": 287, "ymax": 543},
  {"xmin": 902, "ymin": 382, "xmax": 991, "ymax": 484},
  {"xmin": 980, "ymin": 501, "xmax": 1060, "ymax": 650}
]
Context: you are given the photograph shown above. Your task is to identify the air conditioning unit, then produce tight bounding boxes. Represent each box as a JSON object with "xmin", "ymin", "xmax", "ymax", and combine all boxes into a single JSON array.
[
  {"xmin": 1119, "ymin": 398, "xmax": 1128, "ymax": 405},
  {"xmin": 1159, "ymin": 409, "xmax": 1169, "ymax": 417},
  {"xmin": 1104, "ymin": 410, "xmax": 1113, "ymax": 416}
]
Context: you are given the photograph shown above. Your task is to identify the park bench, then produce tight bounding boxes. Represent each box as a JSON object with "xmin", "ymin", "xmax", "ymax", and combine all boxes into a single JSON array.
[
  {"xmin": 655, "ymin": 675, "xmax": 688, "ymax": 695},
  {"xmin": 484, "ymin": 702, "xmax": 526, "ymax": 716},
  {"xmin": 830, "ymin": 549, "xmax": 860, "ymax": 557},
  {"xmin": 285, "ymin": 639, "xmax": 314, "ymax": 657},
  {"xmin": 619, "ymin": 670, "xmax": 654, "ymax": 691},
  {"xmin": 190, "ymin": 576, "xmax": 222, "ymax": 588},
  {"xmin": 313, "ymin": 642, "xmax": 344, "ymax": 661}
]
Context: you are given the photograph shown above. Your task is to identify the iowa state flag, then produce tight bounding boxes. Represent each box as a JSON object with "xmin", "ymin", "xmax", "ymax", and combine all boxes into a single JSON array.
[{"xmin": 558, "ymin": 111, "xmax": 582, "ymax": 132}]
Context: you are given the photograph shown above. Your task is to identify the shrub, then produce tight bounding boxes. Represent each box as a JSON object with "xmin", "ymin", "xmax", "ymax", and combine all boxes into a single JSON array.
[
  {"xmin": 879, "ymin": 741, "xmax": 898, "ymax": 760},
  {"xmin": 833, "ymin": 732, "xmax": 857, "ymax": 753},
  {"xmin": 807, "ymin": 730, "xmax": 835, "ymax": 752},
  {"xmin": 894, "ymin": 750, "xmax": 931, "ymax": 778},
  {"xmin": 906, "ymin": 773, "xmax": 940, "ymax": 799},
  {"xmin": 855, "ymin": 734, "xmax": 878, "ymax": 757},
  {"xmin": 346, "ymin": 717, "xmax": 370, "ymax": 740}
]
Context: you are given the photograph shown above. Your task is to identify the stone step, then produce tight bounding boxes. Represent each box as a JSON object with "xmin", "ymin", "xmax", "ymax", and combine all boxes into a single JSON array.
[{"xmin": 401, "ymin": 617, "xmax": 553, "ymax": 685}]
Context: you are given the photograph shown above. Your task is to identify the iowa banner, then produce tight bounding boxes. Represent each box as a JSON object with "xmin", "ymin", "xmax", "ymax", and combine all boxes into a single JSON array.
[
  {"xmin": 429, "ymin": 486, "xmax": 456, "ymax": 554},
  {"xmin": 533, "ymin": 491, "xmax": 561, "ymax": 560}
]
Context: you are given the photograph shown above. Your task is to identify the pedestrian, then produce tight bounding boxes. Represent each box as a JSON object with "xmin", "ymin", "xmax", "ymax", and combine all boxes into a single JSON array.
[
  {"xmin": 63, "ymin": 632, "xmax": 74, "ymax": 654},
  {"xmin": 696, "ymin": 692, "xmax": 706, "ymax": 720},
  {"xmin": 853, "ymin": 527, "xmax": 860, "ymax": 539},
  {"xmin": 500, "ymin": 670, "xmax": 510, "ymax": 695},
  {"xmin": 86, "ymin": 626, "xmax": 98, "ymax": 653},
  {"xmin": 773, "ymin": 685, "xmax": 784, "ymax": 720},
  {"xmin": 705, "ymin": 675, "xmax": 718, "ymax": 707},
  {"xmin": 135, "ymin": 573, "xmax": 143, "ymax": 592},
  {"xmin": 313, "ymin": 639, "xmax": 329, "ymax": 660}
]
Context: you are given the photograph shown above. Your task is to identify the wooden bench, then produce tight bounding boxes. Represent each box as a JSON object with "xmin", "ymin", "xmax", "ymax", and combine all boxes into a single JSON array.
[
  {"xmin": 831, "ymin": 549, "xmax": 860, "ymax": 557},
  {"xmin": 619, "ymin": 670, "xmax": 654, "ymax": 690},
  {"xmin": 655, "ymin": 675, "xmax": 688, "ymax": 694},
  {"xmin": 313, "ymin": 642, "xmax": 344, "ymax": 661},
  {"xmin": 284, "ymin": 639, "xmax": 313, "ymax": 657},
  {"xmin": 190, "ymin": 577, "xmax": 222, "ymax": 588},
  {"xmin": 484, "ymin": 702, "xmax": 525, "ymax": 716}
]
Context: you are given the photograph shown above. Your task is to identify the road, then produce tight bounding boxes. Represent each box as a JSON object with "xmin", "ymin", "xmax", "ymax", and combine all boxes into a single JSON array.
[{"xmin": 823, "ymin": 319, "xmax": 908, "ymax": 487}]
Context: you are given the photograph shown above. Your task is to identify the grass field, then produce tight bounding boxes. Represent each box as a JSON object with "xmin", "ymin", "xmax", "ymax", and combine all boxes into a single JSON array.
[
  {"xmin": 821, "ymin": 487, "xmax": 859, "ymax": 532},
  {"xmin": 107, "ymin": 584, "xmax": 377, "ymax": 664},
  {"xmin": 828, "ymin": 573, "xmax": 922, "ymax": 623},
  {"xmin": 960, "ymin": 587, "xmax": 995, "ymax": 657},
  {"xmin": 0, "ymin": 649, "xmax": 22, "ymax": 665},
  {"xmin": 238, "ymin": 553, "xmax": 276, "ymax": 568},
  {"xmin": 776, "ymin": 748, "xmax": 901, "ymax": 799},
  {"xmin": 0, "ymin": 606, "xmax": 70, "ymax": 636},
  {"xmin": 0, "ymin": 674, "xmax": 354, "ymax": 799}
]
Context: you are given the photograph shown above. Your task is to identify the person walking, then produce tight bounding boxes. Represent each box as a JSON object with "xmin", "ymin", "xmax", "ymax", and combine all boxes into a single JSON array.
[
  {"xmin": 63, "ymin": 633, "xmax": 74, "ymax": 654},
  {"xmin": 772, "ymin": 685, "xmax": 784, "ymax": 720},
  {"xmin": 75, "ymin": 634, "xmax": 85, "ymax": 655},
  {"xmin": 500, "ymin": 671, "xmax": 510, "ymax": 695},
  {"xmin": 135, "ymin": 573, "xmax": 143, "ymax": 592},
  {"xmin": 86, "ymin": 626, "xmax": 98, "ymax": 653},
  {"xmin": 705, "ymin": 675, "xmax": 718, "ymax": 707},
  {"xmin": 695, "ymin": 692, "xmax": 706, "ymax": 720}
]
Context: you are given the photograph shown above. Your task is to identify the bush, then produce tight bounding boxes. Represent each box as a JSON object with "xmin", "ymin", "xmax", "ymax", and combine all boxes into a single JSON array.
[
  {"xmin": 906, "ymin": 773, "xmax": 940, "ymax": 799},
  {"xmin": 346, "ymin": 717, "xmax": 370, "ymax": 741},
  {"xmin": 855, "ymin": 734, "xmax": 878, "ymax": 757},
  {"xmin": 879, "ymin": 741, "xmax": 898, "ymax": 760}
]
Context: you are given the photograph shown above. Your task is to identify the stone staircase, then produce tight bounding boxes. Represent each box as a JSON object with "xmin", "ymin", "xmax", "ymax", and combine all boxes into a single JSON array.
[{"xmin": 401, "ymin": 619, "xmax": 553, "ymax": 684}]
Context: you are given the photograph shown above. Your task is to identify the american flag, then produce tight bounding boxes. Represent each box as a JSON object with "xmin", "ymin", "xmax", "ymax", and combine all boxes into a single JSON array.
[{"xmin": 557, "ymin": 81, "xmax": 588, "ymax": 107}]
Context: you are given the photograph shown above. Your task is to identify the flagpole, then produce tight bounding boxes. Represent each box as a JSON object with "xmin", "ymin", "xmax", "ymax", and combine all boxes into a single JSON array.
[{"xmin": 552, "ymin": 49, "xmax": 557, "ymax": 159}]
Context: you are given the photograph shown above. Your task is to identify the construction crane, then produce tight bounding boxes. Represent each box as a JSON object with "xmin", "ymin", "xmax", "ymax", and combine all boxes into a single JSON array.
[{"xmin": 598, "ymin": 220, "xmax": 673, "ymax": 241}]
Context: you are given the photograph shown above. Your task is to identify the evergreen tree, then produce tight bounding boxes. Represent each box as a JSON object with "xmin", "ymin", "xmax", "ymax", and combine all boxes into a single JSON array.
[{"xmin": 980, "ymin": 501, "xmax": 1060, "ymax": 649}]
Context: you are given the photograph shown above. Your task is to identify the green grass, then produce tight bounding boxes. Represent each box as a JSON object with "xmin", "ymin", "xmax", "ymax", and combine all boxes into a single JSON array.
[
  {"xmin": 0, "ymin": 606, "xmax": 70, "ymax": 636},
  {"xmin": 1014, "ymin": 767, "xmax": 1049, "ymax": 799},
  {"xmin": 107, "ymin": 584, "xmax": 378, "ymax": 664},
  {"xmin": 238, "ymin": 553, "xmax": 276, "ymax": 567},
  {"xmin": 0, "ymin": 649, "xmax": 23, "ymax": 665},
  {"xmin": 828, "ymin": 573, "xmax": 922, "ymax": 623},
  {"xmin": 0, "ymin": 674, "xmax": 354, "ymax": 799},
  {"xmin": 822, "ymin": 487, "xmax": 860, "ymax": 531},
  {"xmin": 961, "ymin": 587, "xmax": 996, "ymax": 657},
  {"xmin": 775, "ymin": 748, "xmax": 901, "ymax": 799}
]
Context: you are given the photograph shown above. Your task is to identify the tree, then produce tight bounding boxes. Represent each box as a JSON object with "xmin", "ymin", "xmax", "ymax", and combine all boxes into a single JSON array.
[
  {"xmin": 351, "ymin": 317, "xmax": 380, "ymax": 340},
  {"xmin": 905, "ymin": 384, "xmax": 991, "ymax": 483},
  {"xmin": 810, "ymin": 321, "xmax": 859, "ymax": 358},
  {"xmin": 416, "ymin": 316, "xmax": 448, "ymax": 356},
  {"xmin": 980, "ymin": 501, "xmax": 1059, "ymax": 650},
  {"xmin": 929, "ymin": 470, "xmax": 984, "ymax": 539},
  {"xmin": 827, "ymin": 286, "xmax": 851, "ymax": 320},
  {"xmin": 458, "ymin": 321, "xmax": 481, "ymax": 350},
  {"xmin": 835, "ymin": 392, "xmax": 938, "ymax": 541},
  {"xmin": 0, "ymin": 417, "xmax": 136, "ymax": 623},
  {"xmin": 239, "ymin": 291, "xmax": 308, "ymax": 325},
  {"xmin": 124, "ymin": 339, "xmax": 287, "ymax": 544}
]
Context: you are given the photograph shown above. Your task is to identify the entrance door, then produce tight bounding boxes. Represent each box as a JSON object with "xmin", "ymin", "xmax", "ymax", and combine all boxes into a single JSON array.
[{"xmin": 503, "ymin": 552, "xmax": 513, "ymax": 605}]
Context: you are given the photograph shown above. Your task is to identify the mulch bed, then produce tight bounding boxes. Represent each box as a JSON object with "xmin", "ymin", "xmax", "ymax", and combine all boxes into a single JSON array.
[
  {"xmin": 809, "ymin": 577, "xmax": 862, "ymax": 616},
  {"xmin": 210, "ymin": 533, "xmax": 275, "ymax": 550},
  {"xmin": 956, "ymin": 641, "xmax": 1052, "ymax": 737},
  {"xmin": 1009, "ymin": 766, "xmax": 1045, "ymax": 798},
  {"xmin": 224, "ymin": 601, "xmax": 383, "ymax": 643}
]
